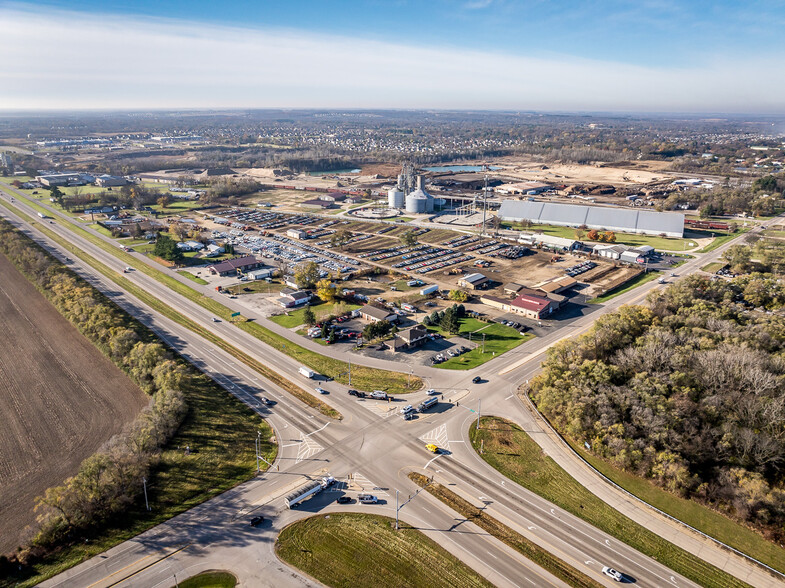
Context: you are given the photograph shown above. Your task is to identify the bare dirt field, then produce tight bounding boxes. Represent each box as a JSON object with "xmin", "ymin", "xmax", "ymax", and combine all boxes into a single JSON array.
[{"xmin": 0, "ymin": 255, "xmax": 147, "ymax": 554}]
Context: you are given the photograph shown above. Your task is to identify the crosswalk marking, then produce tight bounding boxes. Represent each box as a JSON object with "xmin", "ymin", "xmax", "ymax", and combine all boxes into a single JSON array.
[
  {"xmin": 294, "ymin": 429, "xmax": 324, "ymax": 463},
  {"xmin": 352, "ymin": 472, "xmax": 389, "ymax": 496}
]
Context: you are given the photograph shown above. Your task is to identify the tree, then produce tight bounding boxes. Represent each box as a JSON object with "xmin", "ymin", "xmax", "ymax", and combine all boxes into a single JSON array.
[
  {"xmin": 171, "ymin": 223, "xmax": 189, "ymax": 242},
  {"xmin": 723, "ymin": 244, "xmax": 752, "ymax": 274},
  {"xmin": 400, "ymin": 230, "xmax": 419, "ymax": 247},
  {"xmin": 603, "ymin": 231, "xmax": 616, "ymax": 243},
  {"xmin": 316, "ymin": 278, "xmax": 336, "ymax": 302},
  {"xmin": 330, "ymin": 230, "xmax": 351, "ymax": 250},
  {"xmin": 295, "ymin": 261, "xmax": 320, "ymax": 289},
  {"xmin": 302, "ymin": 305, "xmax": 316, "ymax": 326},
  {"xmin": 157, "ymin": 194, "xmax": 172, "ymax": 209},
  {"xmin": 586, "ymin": 229, "xmax": 600, "ymax": 241},
  {"xmin": 574, "ymin": 229, "xmax": 585, "ymax": 240},
  {"xmin": 439, "ymin": 306, "xmax": 460, "ymax": 334},
  {"xmin": 449, "ymin": 289, "xmax": 469, "ymax": 302},
  {"xmin": 153, "ymin": 234, "xmax": 182, "ymax": 262},
  {"xmin": 49, "ymin": 186, "xmax": 64, "ymax": 207}
]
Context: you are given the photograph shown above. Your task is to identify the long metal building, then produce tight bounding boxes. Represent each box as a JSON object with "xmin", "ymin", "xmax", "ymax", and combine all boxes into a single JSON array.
[{"xmin": 497, "ymin": 200, "xmax": 684, "ymax": 238}]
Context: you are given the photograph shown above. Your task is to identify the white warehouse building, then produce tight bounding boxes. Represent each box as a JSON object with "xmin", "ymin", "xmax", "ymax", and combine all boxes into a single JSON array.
[{"xmin": 498, "ymin": 200, "xmax": 684, "ymax": 238}]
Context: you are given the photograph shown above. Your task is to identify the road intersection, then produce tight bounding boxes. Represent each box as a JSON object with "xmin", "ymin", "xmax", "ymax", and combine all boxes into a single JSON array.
[{"xmin": 1, "ymin": 185, "xmax": 780, "ymax": 587}]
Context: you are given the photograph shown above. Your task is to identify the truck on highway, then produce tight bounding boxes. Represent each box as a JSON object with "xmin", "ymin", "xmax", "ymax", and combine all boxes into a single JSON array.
[
  {"xmin": 285, "ymin": 480, "xmax": 324, "ymax": 508},
  {"xmin": 299, "ymin": 366, "xmax": 316, "ymax": 379},
  {"xmin": 418, "ymin": 397, "xmax": 438, "ymax": 412},
  {"xmin": 37, "ymin": 212, "xmax": 48, "ymax": 219}
]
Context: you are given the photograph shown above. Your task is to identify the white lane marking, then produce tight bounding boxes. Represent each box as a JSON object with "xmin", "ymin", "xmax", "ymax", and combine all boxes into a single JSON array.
[
  {"xmin": 303, "ymin": 422, "xmax": 329, "ymax": 437},
  {"xmin": 424, "ymin": 454, "xmax": 443, "ymax": 469},
  {"xmin": 505, "ymin": 394, "xmax": 514, "ymax": 399},
  {"xmin": 487, "ymin": 551, "xmax": 498, "ymax": 560}
]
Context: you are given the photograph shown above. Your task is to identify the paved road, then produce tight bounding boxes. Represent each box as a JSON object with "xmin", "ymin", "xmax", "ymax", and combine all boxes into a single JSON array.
[{"xmin": 1, "ymin": 186, "xmax": 781, "ymax": 587}]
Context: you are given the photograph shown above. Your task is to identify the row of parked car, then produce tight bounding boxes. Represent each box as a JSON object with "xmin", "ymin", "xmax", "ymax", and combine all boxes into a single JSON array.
[
  {"xmin": 565, "ymin": 261, "xmax": 597, "ymax": 277},
  {"xmin": 431, "ymin": 344, "xmax": 469, "ymax": 363}
]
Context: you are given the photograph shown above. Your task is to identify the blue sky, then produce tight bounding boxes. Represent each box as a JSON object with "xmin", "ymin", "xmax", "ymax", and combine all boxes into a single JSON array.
[{"xmin": 1, "ymin": 1, "xmax": 783, "ymax": 112}]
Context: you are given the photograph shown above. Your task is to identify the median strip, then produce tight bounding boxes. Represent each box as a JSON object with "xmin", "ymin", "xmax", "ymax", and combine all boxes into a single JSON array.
[{"xmin": 408, "ymin": 472, "xmax": 603, "ymax": 588}]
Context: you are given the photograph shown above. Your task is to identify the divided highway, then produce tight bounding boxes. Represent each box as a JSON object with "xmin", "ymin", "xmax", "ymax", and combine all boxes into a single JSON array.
[{"xmin": 1, "ymin": 184, "xmax": 780, "ymax": 588}]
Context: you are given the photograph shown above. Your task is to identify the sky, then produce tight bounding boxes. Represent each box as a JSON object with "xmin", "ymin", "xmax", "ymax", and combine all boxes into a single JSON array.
[{"xmin": 1, "ymin": 0, "xmax": 784, "ymax": 113}]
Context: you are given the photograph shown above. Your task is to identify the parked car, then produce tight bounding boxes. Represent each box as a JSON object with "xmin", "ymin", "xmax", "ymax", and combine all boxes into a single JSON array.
[{"xmin": 250, "ymin": 516, "xmax": 265, "ymax": 527}]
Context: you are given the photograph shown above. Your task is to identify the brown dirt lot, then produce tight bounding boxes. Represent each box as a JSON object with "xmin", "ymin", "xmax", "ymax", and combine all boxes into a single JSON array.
[{"xmin": 0, "ymin": 255, "xmax": 148, "ymax": 554}]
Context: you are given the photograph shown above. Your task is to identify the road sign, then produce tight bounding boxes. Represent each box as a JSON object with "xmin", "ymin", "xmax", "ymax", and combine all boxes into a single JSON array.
[{"xmin": 231, "ymin": 311, "xmax": 241, "ymax": 317}]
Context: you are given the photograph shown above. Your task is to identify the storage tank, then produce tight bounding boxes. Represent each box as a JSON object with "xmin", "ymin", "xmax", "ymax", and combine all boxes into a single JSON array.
[
  {"xmin": 388, "ymin": 187, "xmax": 405, "ymax": 209},
  {"xmin": 405, "ymin": 189, "xmax": 428, "ymax": 213},
  {"xmin": 410, "ymin": 175, "xmax": 435, "ymax": 213}
]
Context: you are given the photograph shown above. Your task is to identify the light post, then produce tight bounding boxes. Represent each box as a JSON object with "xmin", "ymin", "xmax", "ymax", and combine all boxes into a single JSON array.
[
  {"xmin": 476, "ymin": 399, "xmax": 481, "ymax": 431},
  {"xmin": 255, "ymin": 431, "xmax": 261, "ymax": 473},
  {"xmin": 142, "ymin": 477, "xmax": 150, "ymax": 511}
]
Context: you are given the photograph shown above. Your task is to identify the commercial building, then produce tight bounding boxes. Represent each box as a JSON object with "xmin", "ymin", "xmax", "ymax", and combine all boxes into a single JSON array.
[
  {"xmin": 35, "ymin": 172, "xmax": 92, "ymax": 187},
  {"xmin": 536, "ymin": 276, "xmax": 578, "ymax": 294},
  {"xmin": 246, "ymin": 268, "xmax": 274, "ymax": 280},
  {"xmin": 592, "ymin": 244, "xmax": 654, "ymax": 263},
  {"xmin": 457, "ymin": 272, "xmax": 489, "ymax": 290},
  {"xmin": 360, "ymin": 305, "xmax": 399, "ymax": 324},
  {"xmin": 208, "ymin": 255, "xmax": 264, "ymax": 276},
  {"xmin": 499, "ymin": 200, "xmax": 684, "ymax": 238},
  {"xmin": 481, "ymin": 291, "xmax": 554, "ymax": 319},
  {"xmin": 277, "ymin": 290, "xmax": 312, "ymax": 308},
  {"xmin": 94, "ymin": 174, "xmax": 128, "ymax": 187},
  {"xmin": 286, "ymin": 228, "xmax": 308, "ymax": 239},
  {"xmin": 391, "ymin": 324, "xmax": 429, "ymax": 351}
]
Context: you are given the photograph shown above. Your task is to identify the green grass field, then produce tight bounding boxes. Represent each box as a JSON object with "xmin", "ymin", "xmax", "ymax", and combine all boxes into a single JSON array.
[
  {"xmin": 566, "ymin": 439, "xmax": 785, "ymax": 574},
  {"xmin": 180, "ymin": 270, "xmax": 209, "ymax": 285},
  {"xmin": 697, "ymin": 229, "xmax": 748, "ymax": 253},
  {"xmin": 178, "ymin": 571, "xmax": 237, "ymax": 588},
  {"xmin": 470, "ymin": 416, "xmax": 752, "ymax": 588},
  {"xmin": 276, "ymin": 514, "xmax": 494, "ymax": 588},
  {"xmin": 588, "ymin": 271, "xmax": 659, "ymax": 304},
  {"xmin": 701, "ymin": 262, "xmax": 725, "ymax": 273},
  {"xmin": 429, "ymin": 318, "xmax": 531, "ymax": 370},
  {"xmin": 269, "ymin": 302, "xmax": 360, "ymax": 328},
  {"xmin": 152, "ymin": 199, "xmax": 205, "ymax": 214}
]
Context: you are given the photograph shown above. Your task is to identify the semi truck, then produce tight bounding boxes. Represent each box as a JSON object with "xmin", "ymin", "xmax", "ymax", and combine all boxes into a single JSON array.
[
  {"xmin": 418, "ymin": 397, "xmax": 438, "ymax": 412},
  {"xmin": 299, "ymin": 366, "xmax": 316, "ymax": 378},
  {"xmin": 284, "ymin": 480, "xmax": 323, "ymax": 508},
  {"xmin": 37, "ymin": 212, "xmax": 48, "ymax": 219}
]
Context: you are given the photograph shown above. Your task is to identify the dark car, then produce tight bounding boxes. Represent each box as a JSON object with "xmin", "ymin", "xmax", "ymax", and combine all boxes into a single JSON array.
[
  {"xmin": 250, "ymin": 515, "xmax": 264, "ymax": 527},
  {"xmin": 336, "ymin": 496, "xmax": 352, "ymax": 504},
  {"xmin": 472, "ymin": 376, "xmax": 482, "ymax": 384}
]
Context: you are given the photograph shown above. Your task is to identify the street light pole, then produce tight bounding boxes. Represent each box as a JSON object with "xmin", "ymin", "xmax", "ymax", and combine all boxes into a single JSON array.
[
  {"xmin": 256, "ymin": 431, "xmax": 260, "ymax": 473},
  {"xmin": 396, "ymin": 490, "xmax": 399, "ymax": 530},
  {"xmin": 476, "ymin": 399, "xmax": 481, "ymax": 431},
  {"xmin": 142, "ymin": 477, "xmax": 150, "ymax": 511}
]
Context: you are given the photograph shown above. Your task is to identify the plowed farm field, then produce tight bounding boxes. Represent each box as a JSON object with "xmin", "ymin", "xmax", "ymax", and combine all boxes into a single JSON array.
[{"xmin": 0, "ymin": 255, "xmax": 147, "ymax": 554}]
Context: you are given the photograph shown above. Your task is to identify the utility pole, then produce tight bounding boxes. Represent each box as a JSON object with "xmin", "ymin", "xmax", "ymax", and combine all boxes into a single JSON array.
[
  {"xmin": 395, "ymin": 479, "xmax": 432, "ymax": 531},
  {"xmin": 256, "ymin": 431, "xmax": 261, "ymax": 473},
  {"xmin": 142, "ymin": 477, "xmax": 150, "ymax": 511},
  {"xmin": 476, "ymin": 399, "xmax": 481, "ymax": 431},
  {"xmin": 482, "ymin": 332, "xmax": 486, "ymax": 353},
  {"xmin": 396, "ymin": 490, "xmax": 399, "ymax": 530}
]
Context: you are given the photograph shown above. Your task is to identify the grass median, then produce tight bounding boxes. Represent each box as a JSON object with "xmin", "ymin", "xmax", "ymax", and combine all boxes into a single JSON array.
[
  {"xmin": 178, "ymin": 571, "xmax": 237, "ymax": 588},
  {"xmin": 407, "ymin": 473, "xmax": 602, "ymax": 588},
  {"xmin": 276, "ymin": 513, "xmax": 494, "ymax": 588},
  {"xmin": 469, "ymin": 416, "xmax": 754, "ymax": 588},
  {"xmin": 0, "ymin": 186, "xmax": 420, "ymax": 395}
]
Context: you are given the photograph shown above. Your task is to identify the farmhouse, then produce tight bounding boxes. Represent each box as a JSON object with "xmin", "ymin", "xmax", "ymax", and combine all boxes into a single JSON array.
[
  {"xmin": 360, "ymin": 305, "xmax": 399, "ymax": 324},
  {"xmin": 208, "ymin": 255, "xmax": 264, "ymax": 276},
  {"xmin": 499, "ymin": 200, "xmax": 684, "ymax": 238}
]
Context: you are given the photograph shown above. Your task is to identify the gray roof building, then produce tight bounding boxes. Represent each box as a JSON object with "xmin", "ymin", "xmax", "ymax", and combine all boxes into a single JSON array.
[{"xmin": 498, "ymin": 200, "xmax": 684, "ymax": 238}]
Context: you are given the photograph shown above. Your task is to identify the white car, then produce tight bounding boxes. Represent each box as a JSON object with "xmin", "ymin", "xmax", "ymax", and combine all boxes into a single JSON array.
[
  {"xmin": 602, "ymin": 567, "xmax": 623, "ymax": 582},
  {"xmin": 426, "ymin": 389, "xmax": 439, "ymax": 396},
  {"xmin": 315, "ymin": 387, "xmax": 329, "ymax": 395},
  {"xmin": 400, "ymin": 404, "xmax": 415, "ymax": 415}
]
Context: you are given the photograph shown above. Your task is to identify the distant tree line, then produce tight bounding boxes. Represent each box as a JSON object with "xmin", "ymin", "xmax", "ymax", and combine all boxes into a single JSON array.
[
  {"xmin": 0, "ymin": 220, "xmax": 188, "ymax": 562},
  {"xmin": 531, "ymin": 274, "xmax": 785, "ymax": 540}
]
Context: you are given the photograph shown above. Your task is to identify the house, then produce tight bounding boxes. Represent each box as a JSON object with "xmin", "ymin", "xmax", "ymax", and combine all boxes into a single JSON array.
[
  {"xmin": 503, "ymin": 283, "xmax": 525, "ymax": 296},
  {"xmin": 205, "ymin": 244, "xmax": 225, "ymax": 257},
  {"xmin": 287, "ymin": 228, "xmax": 308, "ymax": 240},
  {"xmin": 277, "ymin": 290, "xmax": 312, "ymax": 308},
  {"xmin": 457, "ymin": 273, "xmax": 489, "ymax": 290},
  {"xmin": 391, "ymin": 324, "xmax": 430, "ymax": 351},
  {"xmin": 360, "ymin": 305, "xmax": 399, "ymax": 324},
  {"xmin": 208, "ymin": 255, "xmax": 264, "ymax": 276},
  {"xmin": 176, "ymin": 240, "xmax": 204, "ymax": 251}
]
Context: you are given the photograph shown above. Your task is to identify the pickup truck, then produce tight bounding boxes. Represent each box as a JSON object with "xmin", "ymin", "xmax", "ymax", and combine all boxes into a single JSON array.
[
  {"xmin": 370, "ymin": 390, "xmax": 388, "ymax": 400},
  {"xmin": 358, "ymin": 494, "xmax": 378, "ymax": 504}
]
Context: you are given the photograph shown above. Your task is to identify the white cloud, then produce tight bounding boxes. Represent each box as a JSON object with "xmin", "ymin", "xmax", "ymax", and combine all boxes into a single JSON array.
[{"xmin": 0, "ymin": 6, "xmax": 783, "ymax": 112}]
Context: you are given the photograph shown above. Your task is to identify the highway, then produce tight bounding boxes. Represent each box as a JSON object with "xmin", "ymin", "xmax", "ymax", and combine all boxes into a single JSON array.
[{"xmin": 0, "ymin": 184, "xmax": 781, "ymax": 587}]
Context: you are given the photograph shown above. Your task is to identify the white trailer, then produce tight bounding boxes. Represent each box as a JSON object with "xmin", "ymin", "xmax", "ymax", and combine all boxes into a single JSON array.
[
  {"xmin": 285, "ymin": 480, "xmax": 323, "ymax": 508},
  {"xmin": 420, "ymin": 284, "xmax": 439, "ymax": 296},
  {"xmin": 299, "ymin": 366, "xmax": 316, "ymax": 379}
]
